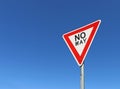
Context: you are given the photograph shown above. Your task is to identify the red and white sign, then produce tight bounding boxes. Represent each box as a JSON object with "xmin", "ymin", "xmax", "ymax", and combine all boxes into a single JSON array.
[{"xmin": 62, "ymin": 20, "xmax": 101, "ymax": 66}]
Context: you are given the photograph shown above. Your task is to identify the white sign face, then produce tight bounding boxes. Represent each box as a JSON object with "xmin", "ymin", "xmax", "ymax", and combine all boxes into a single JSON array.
[
  {"xmin": 69, "ymin": 27, "xmax": 93, "ymax": 56},
  {"xmin": 63, "ymin": 20, "xmax": 101, "ymax": 66}
]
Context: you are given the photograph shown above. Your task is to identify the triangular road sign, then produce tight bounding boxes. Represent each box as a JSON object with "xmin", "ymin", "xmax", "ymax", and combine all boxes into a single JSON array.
[{"xmin": 62, "ymin": 20, "xmax": 101, "ymax": 66}]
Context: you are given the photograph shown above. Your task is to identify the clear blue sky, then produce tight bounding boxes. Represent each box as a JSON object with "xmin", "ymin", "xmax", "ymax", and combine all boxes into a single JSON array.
[{"xmin": 0, "ymin": 0, "xmax": 120, "ymax": 89}]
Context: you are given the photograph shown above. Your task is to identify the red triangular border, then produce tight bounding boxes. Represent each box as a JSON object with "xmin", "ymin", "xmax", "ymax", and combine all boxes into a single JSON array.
[{"xmin": 63, "ymin": 20, "xmax": 101, "ymax": 66}]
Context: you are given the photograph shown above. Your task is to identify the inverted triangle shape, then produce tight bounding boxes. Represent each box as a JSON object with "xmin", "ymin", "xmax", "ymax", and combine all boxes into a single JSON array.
[{"xmin": 63, "ymin": 20, "xmax": 101, "ymax": 66}]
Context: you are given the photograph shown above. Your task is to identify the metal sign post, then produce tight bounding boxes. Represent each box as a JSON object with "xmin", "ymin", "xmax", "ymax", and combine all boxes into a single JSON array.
[
  {"xmin": 80, "ymin": 63, "xmax": 84, "ymax": 89},
  {"xmin": 62, "ymin": 20, "xmax": 101, "ymax": 89}
]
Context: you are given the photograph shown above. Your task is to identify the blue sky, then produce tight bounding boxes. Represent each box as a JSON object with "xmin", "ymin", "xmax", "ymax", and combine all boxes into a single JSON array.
[{"xmin": 0, "ymin": 0, "xmax": 120, "ymax": 89}]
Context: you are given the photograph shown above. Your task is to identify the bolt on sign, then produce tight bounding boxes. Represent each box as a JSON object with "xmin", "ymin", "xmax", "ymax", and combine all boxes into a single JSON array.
[{"xmin": 62, "ymin": 20, "xmax": 101, "ymax": 66}]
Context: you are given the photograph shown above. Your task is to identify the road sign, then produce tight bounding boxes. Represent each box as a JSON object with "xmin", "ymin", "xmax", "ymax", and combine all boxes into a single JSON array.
[{"xmin": 62, "ymin": 20, "xmax": 101, "ymax": 66}]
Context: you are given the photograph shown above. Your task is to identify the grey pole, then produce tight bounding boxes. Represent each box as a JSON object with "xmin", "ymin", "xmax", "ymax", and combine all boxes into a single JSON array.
[{"xmin": 80, "ymin": 63, "xmax": 84, "ymax": 89}]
